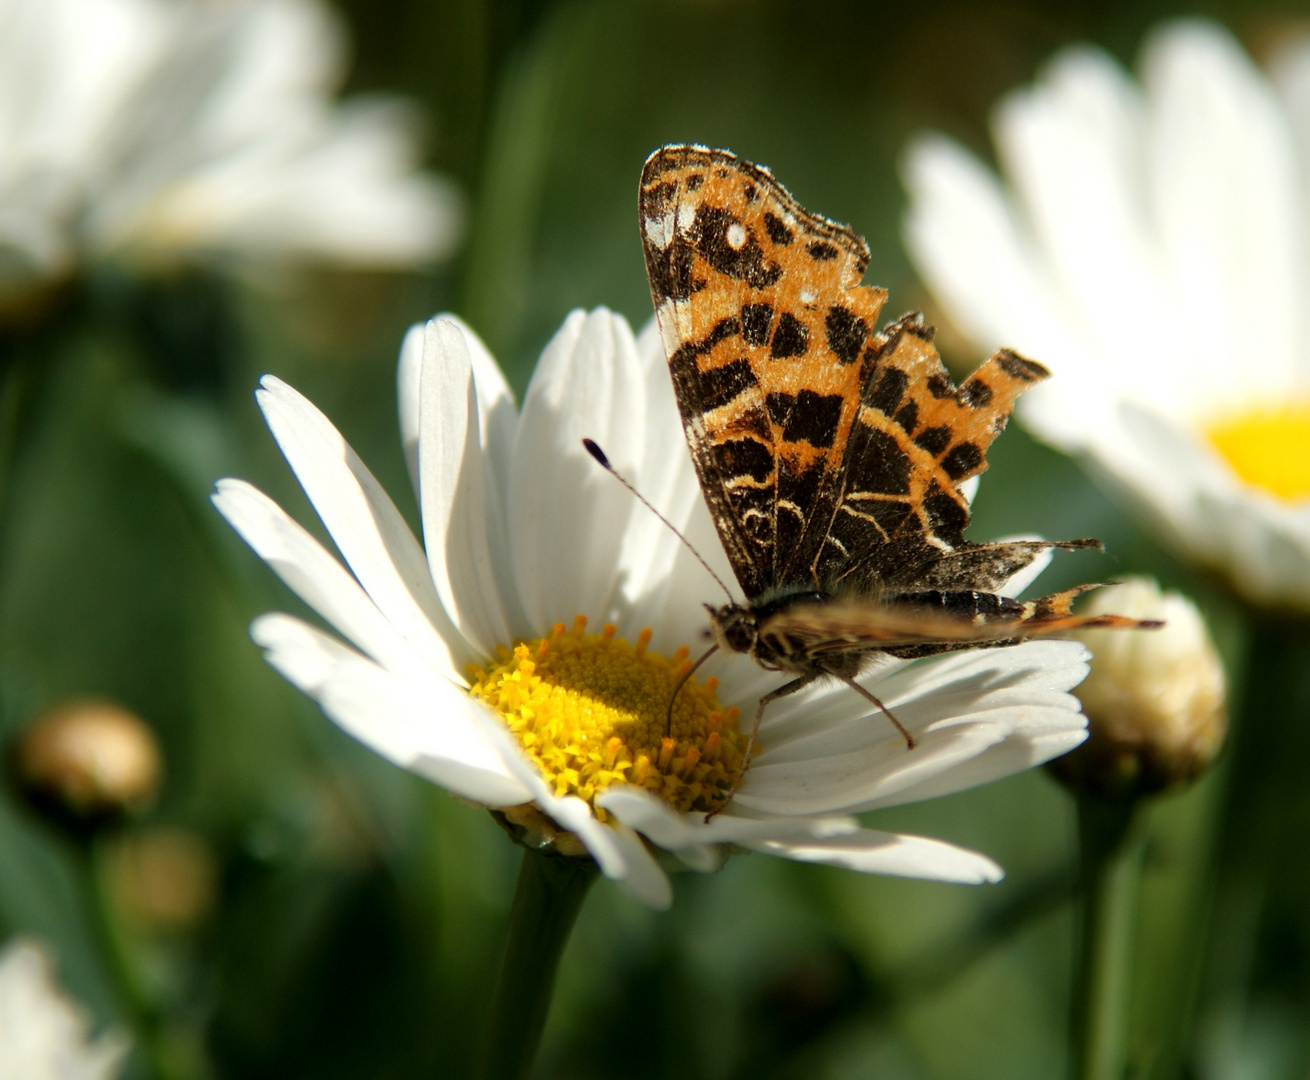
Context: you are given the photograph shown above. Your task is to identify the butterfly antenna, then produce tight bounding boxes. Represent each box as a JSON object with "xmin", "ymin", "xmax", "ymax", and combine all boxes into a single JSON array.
[{"xmin": 582, "ymin": 438, "xmax": 735, "ymax": 603}]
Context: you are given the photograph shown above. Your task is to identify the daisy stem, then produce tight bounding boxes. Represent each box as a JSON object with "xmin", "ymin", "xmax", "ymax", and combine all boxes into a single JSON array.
[
  {"xmin": 79, "ymin": 837, "xmax": 191, "ymax": 1080},
  {"xmin": 1070, "ymin": 796, "xmax": 1146, "ymax": 1080},
  {"xmin": 480, "ymin": 849, "xmax": 598, "ymax": 1080}
]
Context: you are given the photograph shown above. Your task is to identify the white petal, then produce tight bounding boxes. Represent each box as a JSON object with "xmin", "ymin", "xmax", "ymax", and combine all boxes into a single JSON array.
[
  {"xmin": 902, "ymin": 134, "xmax": 1085, "ymax": 383},
  {"xmin": 397, "ymin": 321, "xmax": 423, "ymax": 499},
  {"xmin": 455, "ymin": 315, "xmax": 519, "ymax": 496},
  {"xmin": 740, "ymin": 641, "xmax": 1088, "ymax": 815},
  {"xmin": 0, "ymin": 936, "xmax": 130, "ymax": 1080},
  {"xmin": 595, "ymin": 786, "xmax": 704, "ymax": 848},
  {"xmin": 213, "ymin": 478, "xmax": 432, "ymax": 678},
  {"xmin": 622, "ymin": 318, "xmax": 746, "ymax": 649},
  {"xmin": 1100, "ymin": 404, "xmax": 1310, "ymax": 607},
  {"xmin": 596, "ymin": 786, "xmax": 721, "ymax": 872},
  {"xmin": 995, "ymin": 536, "xmax": 1054, "ymax": 598},
  {"xmin": 744, "ymin": 829, "xmax": 1003, "ymax": 884},
  {"xmin": 959, "ymin": 474, "xmax": 981, "ymax": 507},
  {"xmin": 83, "ymin": 0, "xmax": 460, "ymax": 268},
  {"xmin": 1143, "ymin": 20, "xmax": 1305, "ymax": 406},
  {"xmin": 614, "ymin": 316, "xmax": 709, "ymax": 631},
  {"xmin": 508, "ymin": 308, "xmax": 651, "ymax": 632},
  {"xmin": 407, "ymin": 315, "xmax": 517, "ymax": 593},
  {"xmin": 993, "ymin": 45, "xmax": 1182, "ymax": 408},
  {"xmin": 739, "ymin": 720, "xmax": 1009, "ymax": 817},
  {"xmin": 850, "ymin": 641, "xmax": 1089, "ymax": 809},
  {"xmin": 644, "ymin": 494, "xmax": 744, "ymax": 656},
  {"xmin": 252, "ymin": 613, "xmax": 529, "ymax": 805},
  {"xmin": 598, "ymin": 785, "xmax": 863, "ymax": 848},
  {"xmin": 603, "ymin": 821, "xmax": 676, "ymax": 908},
  {"xmin": 1271, "ymin": 35, "xmax": 1310, "ymax": 220},
  {"xmin": 418, "ymin": 317, "xmax": 516, "ymax": 654},
  {"xmin": 473, "ymin": 715, "xmax": 673, "ymax": 909},
  {"xmin": 256, "ymin": 375, "xmax": 466, "ymax": 680}
]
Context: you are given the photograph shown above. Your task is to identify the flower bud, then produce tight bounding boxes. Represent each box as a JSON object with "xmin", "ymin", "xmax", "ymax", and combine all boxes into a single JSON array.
[
  {"xmin": 107, "ymin": 827, "xmax": 218, "ymax": 934},
  {"xmin": 1049, "ymin": 578, "xmax": 1227, "ymax": 799},
  {"xmin": 10, "ymin": 700, "xmax": 163, "ymax": 829}
]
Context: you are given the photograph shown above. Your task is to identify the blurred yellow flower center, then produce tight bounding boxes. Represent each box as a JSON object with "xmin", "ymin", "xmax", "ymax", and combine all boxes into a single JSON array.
[
  {"xmin": 1204, "ymin": 403, "xmax": 1310, "ymax": 501},
  {"xmin": 467, "ymin": 615, "xmax": 749, "ymax": 819}
]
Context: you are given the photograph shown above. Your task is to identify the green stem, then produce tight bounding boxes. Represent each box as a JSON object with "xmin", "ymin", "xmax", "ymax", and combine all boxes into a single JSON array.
[
  {"xmin": 1071, "ymin": 797, "xmax": 1146, "ymax": 1080},
  {"xmin": 79, "ymin": 839, "xmax": 187, "ymax": 1080},
  {"xmin": 480, "ymin": 849, "xmax": 598, "ymax": 1080}
]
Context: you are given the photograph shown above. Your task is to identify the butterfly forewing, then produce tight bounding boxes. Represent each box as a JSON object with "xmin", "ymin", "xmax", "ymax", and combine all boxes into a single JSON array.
[{"xmin": 640, "ymin": 145, "xmax": 889, "ymax": 599}]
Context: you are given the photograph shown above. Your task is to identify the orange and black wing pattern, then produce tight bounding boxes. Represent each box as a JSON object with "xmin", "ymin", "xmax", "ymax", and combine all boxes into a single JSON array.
[{"xmin": 638, "ymin": 145, "xmax": 1052, "ymax": 602}]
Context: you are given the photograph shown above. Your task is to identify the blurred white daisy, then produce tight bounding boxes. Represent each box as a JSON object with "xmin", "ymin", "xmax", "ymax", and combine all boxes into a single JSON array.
[
  {"xmin": 213, "ymin": 307, "xmax": 1090, "ymax": 909},
  {"xmin": 904, "ymin": 19, "xmax": 1310, "ymax": 608},
  {"xmin": 0, "ymin": 0, "xmax": 459, "ymax": 312},
  {"xmin": 0, "ymin": 937, "xmax": 128, "ymax": 1080}
]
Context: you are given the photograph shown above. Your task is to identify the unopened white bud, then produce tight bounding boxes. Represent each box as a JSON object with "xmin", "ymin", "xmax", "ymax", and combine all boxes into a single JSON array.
[{"xmin": 1050, "ymin": 578, "xmax": 1227, "ymax": 799}]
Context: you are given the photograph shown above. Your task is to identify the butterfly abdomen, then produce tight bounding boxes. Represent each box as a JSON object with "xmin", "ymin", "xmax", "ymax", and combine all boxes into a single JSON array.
[{"xmin": 890, "ymin": 589, "xmax": 1027, "ymax": 621}]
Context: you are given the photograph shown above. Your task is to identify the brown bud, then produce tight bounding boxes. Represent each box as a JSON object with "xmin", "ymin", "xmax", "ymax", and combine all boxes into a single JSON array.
[
  {"xmin": 107, "ymin": 827, "xmax": 218, "ymax": 933},
  {"xmin": 1049, "ymin": 578, "xmax": 1228, "ymax": 800},
  {"xmin": 11, "ymin": 700, "xmax": 163, "ymax": 827}
]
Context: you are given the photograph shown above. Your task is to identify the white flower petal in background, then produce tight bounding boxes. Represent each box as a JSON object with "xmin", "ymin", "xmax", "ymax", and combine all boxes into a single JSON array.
[
  {"xmin": 0, "ymin": 937, "xmax": 128, "ymax": 1080},
  {"xmin": 904, "ymin": 18, "xmax": 1310, "ymax": 609},
  {"xmin": 215, "ymin": 306, "xmax": 1091, "ymax": 909},
  {"xmin": 0, "ymin": 0, "xmax": 459, "ymax": 310}
]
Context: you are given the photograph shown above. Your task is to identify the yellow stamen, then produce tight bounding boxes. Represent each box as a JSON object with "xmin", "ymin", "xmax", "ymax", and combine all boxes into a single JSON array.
[
  {"xmin": 466, "ymin": 619, "xmax": 750, "ymax": 819},
  {"xmin": 1204, "ymin": 402, "xmax": 1310, "ymax": 501}
]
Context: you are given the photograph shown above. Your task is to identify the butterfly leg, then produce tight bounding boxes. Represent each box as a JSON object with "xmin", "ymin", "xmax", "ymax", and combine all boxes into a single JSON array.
[
  {"xmin": 707, "ymin": 673, "xmax": 819, "ymax": 821},
  {"xmin": 824, "ymin": 670, "xmax": 915, "ymax": 749}
]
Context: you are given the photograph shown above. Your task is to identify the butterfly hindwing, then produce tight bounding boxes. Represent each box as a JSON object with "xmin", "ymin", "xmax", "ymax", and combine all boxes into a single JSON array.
[{"xmin": 819, "ymin": 315, "xmax": 1056, "ymax": 591}]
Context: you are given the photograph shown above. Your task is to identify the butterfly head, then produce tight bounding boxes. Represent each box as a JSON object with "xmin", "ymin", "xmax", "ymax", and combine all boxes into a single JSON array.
[
  {"xmin": 705, "ymin": 602, "xmax": 758, "ymax": 657},
  {"xmin": 706, "ymin": 589, "xmax": 829, "ymax": 671}
]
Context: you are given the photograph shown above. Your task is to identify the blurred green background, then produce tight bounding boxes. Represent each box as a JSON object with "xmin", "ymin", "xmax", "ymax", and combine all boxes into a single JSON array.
[{"xmin": 2, "ymin": 0, "xmax": 1307, "ymax": 1077}]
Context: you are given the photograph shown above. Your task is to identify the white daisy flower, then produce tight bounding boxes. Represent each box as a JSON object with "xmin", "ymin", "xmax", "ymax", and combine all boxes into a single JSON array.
[
  {"xmin": 0, "ymin": 0, "xmax": 459, "ymax": 311},
  {"xmin": 213, "ymin": 307, "xmax": 1090, "ymax": 909},
  {"xmin": 904, "ymin": 19, "xmax": 1310, "ymax": 608},
  {"xmin": 0, "ymin": 937, "xmax": 128, "ymax": 1080}
]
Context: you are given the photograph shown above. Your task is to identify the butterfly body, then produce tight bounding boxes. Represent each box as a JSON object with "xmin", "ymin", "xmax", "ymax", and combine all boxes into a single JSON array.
[
  {"xmin": 707, "ymin": 577, "xmax": 1110, "ymax": 685},
  {"xmin": 637, "ymin": 145, "xmax": 1156, "ymax": 754}
]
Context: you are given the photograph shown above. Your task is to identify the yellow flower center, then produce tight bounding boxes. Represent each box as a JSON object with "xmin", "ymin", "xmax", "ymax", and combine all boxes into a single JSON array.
[
  {"xmin": 467, "ymin": 615, "xmax": 750, "ymax": 820},
  {"xmin": 1204, "ymin": 402, "xmax": 1310, "ymax": 502}
]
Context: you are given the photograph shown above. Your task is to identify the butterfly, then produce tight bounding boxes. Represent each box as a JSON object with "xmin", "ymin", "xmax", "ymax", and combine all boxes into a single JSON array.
[{"xmin": 637, "ymin": 144, "xmax": 1157, "ymax": 752}]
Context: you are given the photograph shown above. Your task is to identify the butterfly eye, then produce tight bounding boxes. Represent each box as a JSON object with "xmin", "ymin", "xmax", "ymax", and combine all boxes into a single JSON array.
[{"xmin": 721, "ymin": 617, "xmax": 756, "ymax": 654}]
